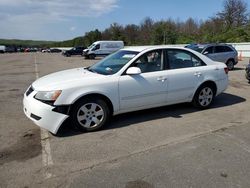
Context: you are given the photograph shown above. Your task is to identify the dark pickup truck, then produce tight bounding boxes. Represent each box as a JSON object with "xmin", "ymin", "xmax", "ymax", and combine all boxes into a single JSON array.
[{"xmin": 62, "ymin": 47, "xmax": 85, "ymax": 57}]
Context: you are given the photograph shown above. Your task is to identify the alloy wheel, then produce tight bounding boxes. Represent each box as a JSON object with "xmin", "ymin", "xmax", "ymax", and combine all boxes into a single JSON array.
[
  {"xmin": 198, "ymin": 87, "xmax": 213, "ymax": 107},
  {"xmin": 77, "ymin": 103, "xmax": 104, "ymax": 128}
]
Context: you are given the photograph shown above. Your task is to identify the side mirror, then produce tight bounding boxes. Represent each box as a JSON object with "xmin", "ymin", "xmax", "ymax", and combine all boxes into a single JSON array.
[
  {"xmin": 203, "ymin": 51, "xmax": 209, "ymax": 55},
  {"xmin": 126, "ymin": 67, "xmax": 141, "ymax": 75}
]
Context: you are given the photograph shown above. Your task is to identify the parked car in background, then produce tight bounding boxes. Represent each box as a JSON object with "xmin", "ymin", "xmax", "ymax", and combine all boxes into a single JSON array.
[
  {"xmin": 23, "ymin": 46, "xmax": 228, "ymax": 134},
  {"xmin": 0, "ymin": 45, "xmax": 6, "ymax": 53},
  {"xmin": 62, "ymin": 46, "xmax": 85, "ymax": 57},
  {"xmin": 50, "ymin": 48, "xmax": 62, "ymax": 53},
  {"xmin": 83, "ymin": 41, "xmax": 124, "ymax": 59},
  {"xmin": 185, "ymin": 43, "xmax": 238, "ymax": 70},
  {"xmin": 5, "ymin": 46, "xmax": 16, "ymax": 53},
  {"xmin": 24, "ymin": 48, "xmax": 38, "ymax": 52},
  {"xmin": 41, "ymin": 48, "xmax": 50, "ymax": 53},
  {"xmin": 246, "ymin": 62, "xmax": 250, "ymax": 82},
  {"xmin": 17, "ymin": 47, "xmax": 25, "ymax": 52},
  {"xmin": 42, "ymin": 48, "xmax": 62, "ymax": 53}
]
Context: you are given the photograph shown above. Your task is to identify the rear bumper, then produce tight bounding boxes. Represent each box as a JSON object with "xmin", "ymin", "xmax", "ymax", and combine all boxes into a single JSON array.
[
  {"xmin": 216, "ymin": 77, "xmax": 229, "ymax": 96},
  {"xmin": 23, "ymin": 90, "xmax": 69, "ymax": 134}
]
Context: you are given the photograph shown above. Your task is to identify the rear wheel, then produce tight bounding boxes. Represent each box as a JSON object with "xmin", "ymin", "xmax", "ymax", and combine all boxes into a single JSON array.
[
  {"xmin": 192, "ymin": 85, "xmax": 214, "ymax": 109},
  {"xmin": 226, "ymin": 59, "xmax": 234, "ymax": 70},
  {"xmin": 71, "ymin": 97, "xmax": 110, "ymax": 132}
]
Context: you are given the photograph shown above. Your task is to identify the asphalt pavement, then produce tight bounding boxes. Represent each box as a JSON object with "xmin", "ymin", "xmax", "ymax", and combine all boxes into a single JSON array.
[{"xmin": 0, "ymin": 53, "xmax": 250, "ymax": 188}]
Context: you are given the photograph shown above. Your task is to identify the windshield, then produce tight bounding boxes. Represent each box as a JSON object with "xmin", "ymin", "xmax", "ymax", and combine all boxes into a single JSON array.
[
  {"xmin": 186, "ymin": 45, "xmax": 205, "ymax": 53},
  {"xmin": 88, "ymin": 44, "xmax": 96, "ymax": 50},
  {"xmin": 88, "ymin": 50, "xmax": 139, "ymax": 75}
]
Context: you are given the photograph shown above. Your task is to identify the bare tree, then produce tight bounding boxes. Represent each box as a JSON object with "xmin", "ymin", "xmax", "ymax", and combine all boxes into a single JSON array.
[
  {"xmin": 139, "ymin": 17, "xmax": 154, "ymax": 45},
  {"xmin": 217, "ymin": 0, "xmax": 249, "ymax": 28},
  {"xmin": 124, "ymin": 24, "xmax": 140, "ymax": 45},
  {"xmin": 180, "ymin": 18, "xmax": 199, "ymax": 35}
]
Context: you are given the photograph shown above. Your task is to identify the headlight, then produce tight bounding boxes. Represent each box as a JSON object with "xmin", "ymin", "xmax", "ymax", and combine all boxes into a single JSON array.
[{"xmin": 34, "ymin": 90, "xmax": 62, "ymax": 101}]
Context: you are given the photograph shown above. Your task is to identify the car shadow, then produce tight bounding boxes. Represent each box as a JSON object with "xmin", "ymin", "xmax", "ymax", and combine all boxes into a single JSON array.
[
  {"xmin": 55, "ymin": 118, "xmax": 82, "ymax": 137},
  {"xmin": 232, "ymin": 67, "xmax": 245, "ymax": 71},
  {"xmin": 55, "ymin": 93, "xmax": 246, "ymax": 137}
]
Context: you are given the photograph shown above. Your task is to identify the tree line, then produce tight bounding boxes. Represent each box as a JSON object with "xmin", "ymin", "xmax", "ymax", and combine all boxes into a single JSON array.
[{"xmin": 53, "ymin": 0, "xmax": 250, "ymax": 48}]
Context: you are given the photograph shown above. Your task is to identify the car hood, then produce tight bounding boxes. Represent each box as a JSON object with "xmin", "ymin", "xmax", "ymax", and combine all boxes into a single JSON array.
[{"xmin": 32, "ymin": 68, "xmax": 105, "ymax": 91}]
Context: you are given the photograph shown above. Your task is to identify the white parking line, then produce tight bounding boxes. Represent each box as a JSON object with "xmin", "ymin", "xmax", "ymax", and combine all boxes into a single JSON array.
[{"xmin": 34, "ymin": 54, "xmax": 54, "ymax": 179}]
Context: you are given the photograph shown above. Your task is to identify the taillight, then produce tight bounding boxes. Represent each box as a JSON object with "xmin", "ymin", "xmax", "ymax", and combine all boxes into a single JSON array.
[{"xmin": 224, "ymin": 67, "xmax": 229, "ymax": 74}]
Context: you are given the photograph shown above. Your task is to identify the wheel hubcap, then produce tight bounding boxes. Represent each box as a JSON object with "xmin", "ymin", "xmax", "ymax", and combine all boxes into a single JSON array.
[
  {"xmin": 227, "ymin": 61, "xmax": 234, "ymax": 70},
  {"xmin": 77, "ymin": 103, "xmax": 104, "ymax": 128},
  {"xmin": 198, "ymin": 87, "xmax": 213, "ymax": 107}
]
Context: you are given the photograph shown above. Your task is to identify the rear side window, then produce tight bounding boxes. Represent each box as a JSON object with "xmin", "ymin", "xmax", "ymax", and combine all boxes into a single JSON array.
[
  {"xmin": 167, "ymin": 50, "xmax": 206, "ymax": 69},
  {"xmin": 214, "ymin": 46, "xmax": 233, "ymax": 53},
  {"xmin": 223, "ymin": 46, "xmax": 233, "ymax": 52},
  {"xmin": 76, "ymin": 47, "xmax": 83, "ymax": 51}
]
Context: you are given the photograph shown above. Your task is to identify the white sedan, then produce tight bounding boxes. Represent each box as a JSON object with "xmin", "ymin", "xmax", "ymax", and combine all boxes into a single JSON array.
[{"xmin": 23, "ymin": 46, "xmax": 228, "ymax": 134}]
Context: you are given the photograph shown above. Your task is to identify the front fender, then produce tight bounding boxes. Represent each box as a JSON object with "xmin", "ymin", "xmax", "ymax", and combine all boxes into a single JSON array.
[{"xmin": 54, "ymin": 86, "xmax": 120, "ymax": 113}]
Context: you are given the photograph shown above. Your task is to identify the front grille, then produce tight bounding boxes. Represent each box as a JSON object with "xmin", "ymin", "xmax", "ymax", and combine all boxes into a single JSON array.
[{"xmin": 26, "ymin": 86, "xmax": 34, "ymax": 96}]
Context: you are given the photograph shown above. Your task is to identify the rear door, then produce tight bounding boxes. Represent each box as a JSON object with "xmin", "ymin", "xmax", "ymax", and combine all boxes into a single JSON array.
[
  {"xmin": 166, "ymin": 49, "xmax": 207, "ymax": 103},
  {"xmin": 213, "ymin": 46, "xmax": 227, "ymax": 63}
]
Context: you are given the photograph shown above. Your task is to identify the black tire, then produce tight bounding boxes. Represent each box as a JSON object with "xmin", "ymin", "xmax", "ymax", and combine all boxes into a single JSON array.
[
  {"xmin": 192, "ymin": 84, "xmax": 215, "ymax": 109},
  {"xmin": 89, "ymin": 54, "xmax": 95, "ymax": 59},
  {"xmin": 226, "ymin": 59, "xmax": 234, "ymax": 70},
  {"xmin": 71, "ymin": 97, "xmax": 110, "ymax": 132}
]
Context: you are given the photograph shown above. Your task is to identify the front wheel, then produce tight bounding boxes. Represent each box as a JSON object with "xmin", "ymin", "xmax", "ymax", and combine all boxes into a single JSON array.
[
  {"xmin": 192, "ymin": 85, "xmax": 214, "ymax": 109},
  {"xmin": 71, "ymin": 98, "xmax": 110, "ymax": 132},
  {"xmin": 89, "ymin": 54, "xmax": 95, "ymax": 59}
]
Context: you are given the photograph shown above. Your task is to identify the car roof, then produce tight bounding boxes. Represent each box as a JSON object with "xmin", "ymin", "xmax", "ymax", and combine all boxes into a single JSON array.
[
  {"xmin": 120, "ymin": 45, "xmax": 218, "ymax": 66},
  {"xmin": 187, "ymin": 43, "xmax": 232, "ymax": 47},
  {"xmin": 122, "ymin": 45, "xmax": 188, "ymax": 52}
]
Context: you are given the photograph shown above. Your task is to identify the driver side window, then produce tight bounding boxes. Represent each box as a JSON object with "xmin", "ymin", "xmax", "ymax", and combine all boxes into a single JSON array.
[
  {"xmin": 133, "ymin": 50, "xmax": 163, "ymax": 73},
  {"xmin": 93, "ymin": 44, "xmax": 100, "ymax": 51}
]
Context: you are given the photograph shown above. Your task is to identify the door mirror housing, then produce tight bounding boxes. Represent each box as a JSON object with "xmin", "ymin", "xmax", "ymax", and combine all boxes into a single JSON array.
[
  {"xmin": 126, "ymin": 67, "xmax": 141, "ymax": 75},
  {"xmin": 203, "ymin": 51, "xmax": 209, "ymax": 55}
]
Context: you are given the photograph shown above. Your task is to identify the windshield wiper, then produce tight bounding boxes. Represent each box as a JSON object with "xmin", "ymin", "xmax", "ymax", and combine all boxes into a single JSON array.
[{"xmin": 86, "ymin": 67, "xmax": 98, "ymax": 74}]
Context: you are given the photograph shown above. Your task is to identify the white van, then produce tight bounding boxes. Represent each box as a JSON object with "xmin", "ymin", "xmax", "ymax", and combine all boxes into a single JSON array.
[
  {"xmin": 0, "ymin": 45, "xmax": 6, "ymax": 53},
  {"xmin": 83, "ymin": 41, "xmax": 124, "ymax": 59}
]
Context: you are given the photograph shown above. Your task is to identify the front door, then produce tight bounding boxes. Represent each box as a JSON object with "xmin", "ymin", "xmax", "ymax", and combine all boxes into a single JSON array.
[{"xmin": 119, "ymin": 49, "xmax": 168, "ymax": 110}]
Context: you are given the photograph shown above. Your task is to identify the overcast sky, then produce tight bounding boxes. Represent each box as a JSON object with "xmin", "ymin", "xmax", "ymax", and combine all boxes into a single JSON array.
[{"xmin": 0, "ymin": 0, "xmax": 249, "ymax": 41}]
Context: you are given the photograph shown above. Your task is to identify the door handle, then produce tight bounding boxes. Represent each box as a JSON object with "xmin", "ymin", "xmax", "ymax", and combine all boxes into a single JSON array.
[
  {"xmin": 194, "ymin": 72, "xmax": 202, "ymax": 77},
  {"xmin": 157, "ymin": 76, "xmax": 167, "ymax": 82}
]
